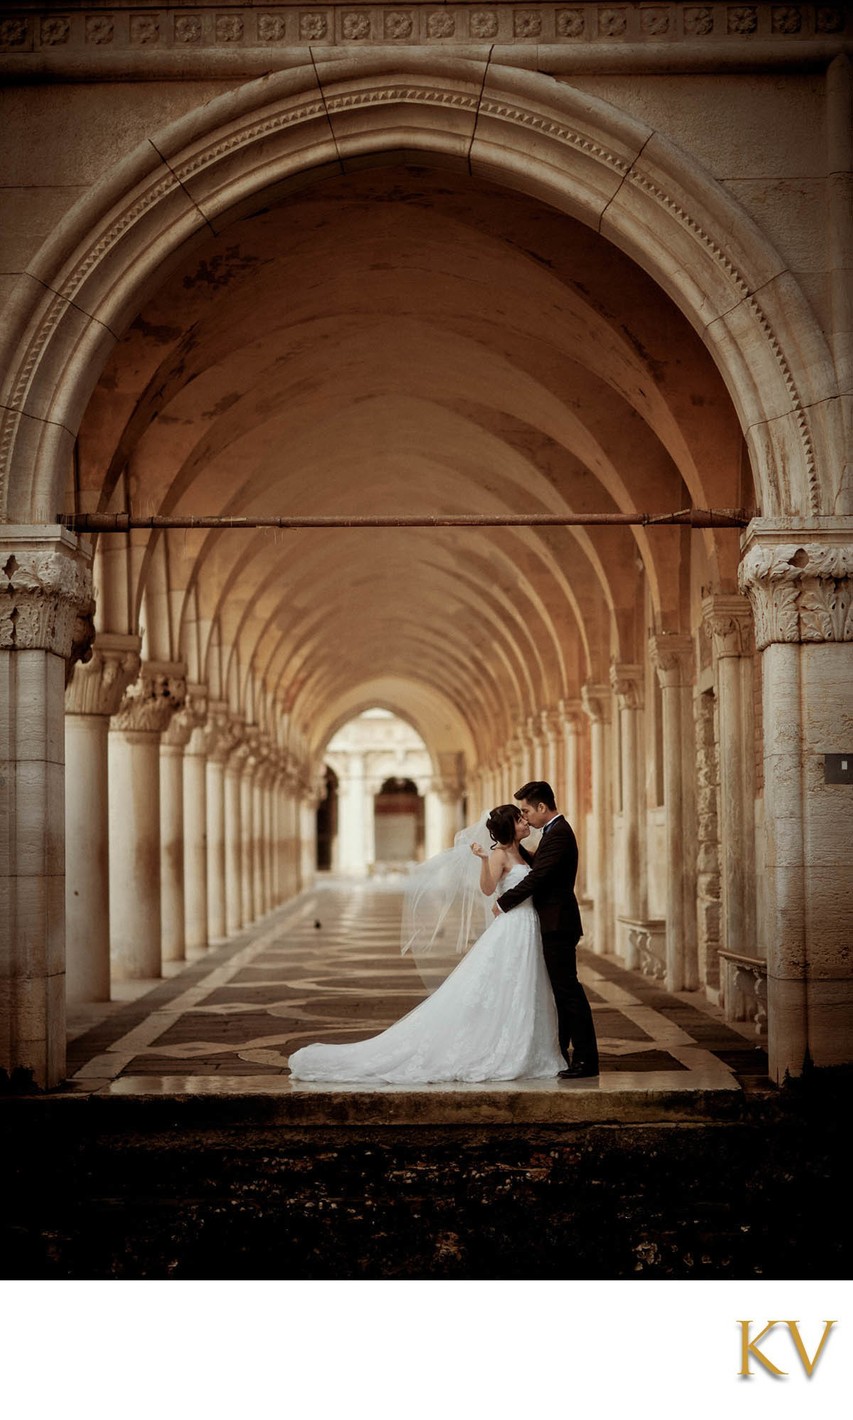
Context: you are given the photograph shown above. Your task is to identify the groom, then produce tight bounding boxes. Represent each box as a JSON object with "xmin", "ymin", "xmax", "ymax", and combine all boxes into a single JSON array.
[{"xmin": 496, "ymin": 780, "xmax": 599, "ymax": 1079}]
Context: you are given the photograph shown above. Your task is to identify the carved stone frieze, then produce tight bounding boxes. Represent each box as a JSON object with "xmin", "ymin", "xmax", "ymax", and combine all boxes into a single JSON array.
[
  {"xmin": 738, "ymin": 537, "xmax": 853, "ymax": 649},
  {"xmin": 65, "ymin": 631, "xmax": 141, "ymax": 716},
  {"xmin": 701, "ymin": 594, "xmax": 755, "ymax": 659},
  {"xmin": 112, "ymin": 661, "xmax": 187, "ymax": 735},
  {"xmin": 1, "ymin": 534, "xmax": 94, "ymax": 662},
  {"xmin": 1, "ymin": 5, "xmax": 847, "ymax": 59}
]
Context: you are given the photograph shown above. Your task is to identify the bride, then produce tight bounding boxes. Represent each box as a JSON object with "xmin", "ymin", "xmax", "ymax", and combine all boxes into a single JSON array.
[{"xmin": 287, "ymin": 804, "xmax": 564, "ymax": 1083}]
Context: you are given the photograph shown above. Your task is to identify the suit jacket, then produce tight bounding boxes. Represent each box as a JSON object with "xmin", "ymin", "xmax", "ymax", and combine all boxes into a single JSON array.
[{"xmin": 497, "ymin": 816, "xmax": 583, "ymax": 944}]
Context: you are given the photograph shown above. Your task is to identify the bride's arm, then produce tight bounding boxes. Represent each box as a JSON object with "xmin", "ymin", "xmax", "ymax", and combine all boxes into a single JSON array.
[{"xmin": 472, "ymin": 844, "xmax": 506, "ymax": 895}]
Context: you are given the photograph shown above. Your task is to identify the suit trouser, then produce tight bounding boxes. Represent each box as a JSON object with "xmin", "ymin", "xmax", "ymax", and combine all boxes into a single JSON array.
[{"xmin": 541, "ymin": 931, "xmax": 599, "ymax": 1066}]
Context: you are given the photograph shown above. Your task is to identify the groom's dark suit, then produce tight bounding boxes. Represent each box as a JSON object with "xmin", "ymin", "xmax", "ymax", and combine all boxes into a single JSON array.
[{"xmin": 497, "ymin": 815, "xmax": 598, "ymax": 1071}]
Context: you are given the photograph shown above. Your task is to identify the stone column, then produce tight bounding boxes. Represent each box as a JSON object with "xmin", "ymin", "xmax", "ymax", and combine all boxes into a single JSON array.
[
  {"xmin": 740, "ymin": 522, "xmax": 853, "ymax": 1079},
  {"xmin": 109, "ymin": 662, "xmax": 186, "ymax": 980},
  {"xmin": 299, "ymin": 780, "xmax": 319, "ymax": 890},
  {"xmin": 64, "ymin": 633, "xmax": 140, "ymax": 1001},
  {"xmin": 540, "ymin": 710, "xmax": 561, "ymax": 796},
  {"xmin": 693, "ymin": 686, "xmax": 722, "ymax": 992},
  {"xmin": 262, "ymin": 750, "xmax": 280, "ymax": 912},
  {"xmin": 205, "ymin": 701, "xmax": 233, "ymax": 943},
  {"xmin": 159, "ymin": 705, "xmax": 197, "ymax": 965},
  {"xmin": 1, "ymin": 528, "xmax": 94, "ymax": 1087},
  {"xmin": 252, "ymin": 736, "xmax": 271, "ymax": 914},
  {"xmin": 559, "ymin": 700, "xmax": 583, "ymax": 823},
  {"xmin": 509, "ymin": 735, "xmax": 526, "ymax": 794},
  {"xmin": 424, "ymin": 787, "xmax": 443, "ymax": 858},
  {"xmin": 240, "ymin": 726, "xmax": 260, "ymax": 923},
  {"xmin": 181, "ymin": 686, "xmax": 210, "ymax": 956},
  {"xmin": 338, "ymin": 752, "xmax": 368, "ymax": 875},
  {"xmin": 267, "ymin": 754, "xmax": 282, "ymax": 907},
  {"xmin": 525, "ymin": 716, "xmax": 546, "ymax": 780},
  {"xmin": 581, "ymin": 685, "xmax": 613, "ymax": 956},
  {"xmin": 224, "ymin": 733, "xmax": 248, "ymax": 936},
  {"xmin": 702, "ymin": 596, "xmax": 756, "ymax": 970},
  {"xmin": 649, "ymin": 635, "xmax": 698, "ymax": 993},
  {"xmin": 283, "ymin": 765, "xmax": 302, "ymax": 894},
  {"xmin": 610, "ymin": 664, "xmax": 645, "ymax": 969}
]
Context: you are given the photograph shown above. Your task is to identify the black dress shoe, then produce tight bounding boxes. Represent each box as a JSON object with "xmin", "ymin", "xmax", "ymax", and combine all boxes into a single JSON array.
[{"xmin": 557, "ymin": 1062, "xmax": 599, "ymax": 1079}]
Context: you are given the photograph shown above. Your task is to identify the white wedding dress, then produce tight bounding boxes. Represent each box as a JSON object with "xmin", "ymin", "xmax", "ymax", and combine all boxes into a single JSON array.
[{"xmin": 288, "ymin": 863, "xmax": 564, "ymax": 1083}]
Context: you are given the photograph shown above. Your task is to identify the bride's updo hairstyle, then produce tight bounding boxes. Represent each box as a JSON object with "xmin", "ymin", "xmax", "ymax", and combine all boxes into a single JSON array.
[{"xmin": 486, "ymin": 803, "xmax": 522, "ymax": 847}]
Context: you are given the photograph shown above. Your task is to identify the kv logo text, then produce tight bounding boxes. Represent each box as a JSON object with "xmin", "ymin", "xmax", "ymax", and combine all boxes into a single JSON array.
[{"xmin": 738, "ymin": 1320, "xmax": 837, "ymax": 1378}]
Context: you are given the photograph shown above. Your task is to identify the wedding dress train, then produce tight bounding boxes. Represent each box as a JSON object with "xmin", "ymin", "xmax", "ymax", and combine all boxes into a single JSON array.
[{"xmin": 288, "ymin": 863, "xmax": 563, "ymax": 1083}]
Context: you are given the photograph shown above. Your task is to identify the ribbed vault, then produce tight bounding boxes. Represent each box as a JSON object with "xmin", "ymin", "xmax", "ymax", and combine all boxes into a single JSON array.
[{"xmin": 75, "ymin": 163, "xmax": 747, "ymax": 772}]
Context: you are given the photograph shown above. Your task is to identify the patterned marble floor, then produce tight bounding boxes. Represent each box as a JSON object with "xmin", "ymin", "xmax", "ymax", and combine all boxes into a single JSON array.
[{"xmin": 65, "ymin": 874, "xmax": 768, "ymax": 1099}]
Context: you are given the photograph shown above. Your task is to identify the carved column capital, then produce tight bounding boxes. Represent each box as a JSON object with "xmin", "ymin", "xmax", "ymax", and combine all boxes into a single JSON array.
[
  {"xmin": 1, "ymin": 528, "xmax": 94, "ymax": 669},
  {"xmin": 164, "ymin": 681, "xmax": 207, "ymax": 747},
  {"xmin": 436, "ymin": 777, "xmax": 461, "ymax": 806},
  {"xmin": 738, "ymin": 521, "xmax": 853, "ymax": 650},
  {"xmin": 609, "ymin": 662, "xmax": 644, "ymax": 710},
  {"xmin": 701, "ymin": 594, "xmax": 755, "ymax": 658},
  {"xmin": 558, "ymin": 697, "xmax": 584, "ymax": 731},
  {"xmin": 525, "ymin": 714, "xmax": 545, "ymax": 748},
  {"xmin": 540, "ymin": 708, "xmax": 561, "ymax": 742},
  {"xmin": 65, "ymin": 632, "xmax": 141, "ymax": 717},
  {"xmin": 227, "ymin": 736, "xmax": 251, "ymax": 771},
  {"xmin": 242, "ymin": 723, "xmax": 261, "ymax": 763},
  {"xmin": 112, "ymin": 660, "xmax": 186, "ymax": 736},
  {"xmin": 581, "ymin": 682, "xmax": 611, "ymax": 723},
  {"xmin": 255, "ymin": 732, "xmax": 274, "ymax": 778},
  {"xmin": 649, "ymin": 634, "xmax": 694, "ymax": 688},
  {"xmin": 204, "ymin": 699, "xmax": 237, "ymax": 762}
]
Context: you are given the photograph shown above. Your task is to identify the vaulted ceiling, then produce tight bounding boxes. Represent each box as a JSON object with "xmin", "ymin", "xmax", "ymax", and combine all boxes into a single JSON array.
[{"xmin": 74, "ymin": 163, "xmax": 747, "ymax": 768}]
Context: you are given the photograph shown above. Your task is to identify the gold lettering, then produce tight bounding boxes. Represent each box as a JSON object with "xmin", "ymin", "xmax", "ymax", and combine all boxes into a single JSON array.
[
  {"xmin": 738, "ymin": 1320, "xmax": 787, "ymax": 1377},
  {"xmin": 784, "ymin": 1320, "xmax": 837, "ymax": 1377}
]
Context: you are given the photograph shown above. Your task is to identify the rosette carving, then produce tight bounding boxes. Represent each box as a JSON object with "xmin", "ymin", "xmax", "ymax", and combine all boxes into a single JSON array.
[{"xmin": 738, "ymin": 541, "xmax": 853, "ymax": 649}]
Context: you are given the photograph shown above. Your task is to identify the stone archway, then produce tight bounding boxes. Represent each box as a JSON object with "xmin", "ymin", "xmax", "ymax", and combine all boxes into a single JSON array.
[
  {"xmin": 1, "ymin": 56, "xmax": 850, "ymax": 1090},
  {"xmin": 0, "ymin": 57, "xmax": 841, "ymax": 524}
]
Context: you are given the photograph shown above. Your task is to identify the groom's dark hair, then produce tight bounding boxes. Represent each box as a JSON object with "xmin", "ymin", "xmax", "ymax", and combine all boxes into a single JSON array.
[{"xmin": 515, "ymin": 780, "xmax": 556, "ymax": 810}]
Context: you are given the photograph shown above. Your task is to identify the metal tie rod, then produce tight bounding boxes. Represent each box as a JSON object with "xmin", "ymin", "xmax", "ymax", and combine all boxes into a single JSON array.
[{"xmin": 59, "ymin": 508, "xmax": 750, "ymax": 532}]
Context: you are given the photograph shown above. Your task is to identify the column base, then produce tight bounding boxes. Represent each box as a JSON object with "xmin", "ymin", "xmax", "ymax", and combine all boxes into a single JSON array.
[{"xmin": 768, "ymin": 974, "xmax": 853, "ymax": 1081}]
